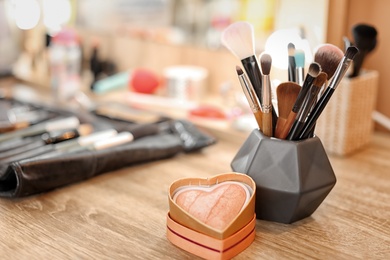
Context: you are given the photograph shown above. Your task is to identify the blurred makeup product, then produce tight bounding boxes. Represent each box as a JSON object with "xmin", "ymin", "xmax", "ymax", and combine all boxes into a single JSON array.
[
  {"xmin": 287, "ymin": 43, "xmax": 296, "ymax": 82},
  {"xmin": 274, "ymin": 82, "xmax": 301, "ymax": 138},
  {"xmin": 350, "ymin": 24, "xmax": 377, "ymax": 78},
  {"xmin": 287, "ymin": 72, "xmax": 327, "ymax": 140},
  {"xmin": 278, "ymin": 62, "xmax": 321, "ymax": 139},
  {"xmin": 294, "ymin": 49, "xmax": 305, "ymax": 85},
  {"xmin": 0, "ymin": 116, "xmax": 80, "ymax": 142},
  {"xmin": 92, "ymin": 71, "xmax": 131, "ymax": 94},
  {"xmin": 131, "ymin": 68, "xmax": 160, "ymax": 94},
  {"xmin": 259, "ymin": 53, "xmax": 273, "ymax": 137},
  {"xmin": 163, "ymin": 66, "xmax": 208, "ymax": 101},
  {"xmin": 298, "ymin": 46, "xmax": 359, "ymax": 140},
  {"xmin": 236, "ymin": 66, "xmax": 262, "ymax": 130}
]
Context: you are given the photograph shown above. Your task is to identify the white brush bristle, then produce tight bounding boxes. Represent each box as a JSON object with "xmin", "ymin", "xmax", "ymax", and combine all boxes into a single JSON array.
[{"xmin": 221, "ymin": 21, "xmax": 255, "ymax": 60}]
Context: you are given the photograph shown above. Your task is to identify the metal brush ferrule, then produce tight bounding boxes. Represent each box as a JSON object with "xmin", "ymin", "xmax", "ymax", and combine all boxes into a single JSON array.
[
  {"xmin": 328, "ymin": 56, "xmax": 353, "ymax": 90},
  {"xmin": 238, "ymin": 73, "xmax": 262, "ymax": 113}
]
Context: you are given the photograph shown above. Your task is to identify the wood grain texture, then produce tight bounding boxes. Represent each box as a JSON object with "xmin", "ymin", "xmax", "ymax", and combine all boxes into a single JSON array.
[{"xmin": 0, "ymin": 82, "xmax": 389, "ymax": 259}]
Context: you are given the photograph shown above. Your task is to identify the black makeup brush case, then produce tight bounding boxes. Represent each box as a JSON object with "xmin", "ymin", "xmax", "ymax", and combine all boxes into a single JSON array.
[{"xmin": 0, "ymin": 98, "xmax": 216, "ymax": 198}]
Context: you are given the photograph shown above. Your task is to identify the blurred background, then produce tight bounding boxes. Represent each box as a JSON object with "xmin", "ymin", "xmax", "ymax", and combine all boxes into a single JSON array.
[{"xmin": 0, "ymin": 0, "xmax": 388, "ymax": 133}]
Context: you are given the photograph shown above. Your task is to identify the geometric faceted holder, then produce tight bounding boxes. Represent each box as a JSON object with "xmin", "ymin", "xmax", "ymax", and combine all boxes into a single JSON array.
[{"xmin": 231, "ymin": 129, "xmax": 336, "ymax": 224}]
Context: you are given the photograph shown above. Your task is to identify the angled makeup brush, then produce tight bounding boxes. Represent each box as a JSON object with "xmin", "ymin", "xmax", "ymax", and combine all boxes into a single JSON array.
[
  {"xmin": 260, "ymin": 53, "xmax": 273, "ymax": 137},
  {"xmin": 314, "ymin": 44, "xmax": 344, "ymax": 81},
  {"xmin": 294, "ymin": 49, "xmax": 305, "ymax": 85},
  {"xmin": 277, "ymin": 62, "xmax": 321, "ymax": 139},
  {"xmin": 351, "ymin": 23, "xmax": 377, "ymax": 77},
  {"xmin": 298, "ymin": 46, "xmax": 359, "ymax": 140},
  {"xmin": 236, "ymin": 66, "xmax": 263, "ymax": 130},
  {"xmin": 287, "ymin": 72, "xmax": 328, "ymax": 140},
  {"xmin": 221, "ymin": 21, "xmax": 262, "ymax": 101},
  {"xmin": 274, "ymin": 82, "xmax": 301, "ymax": 138}
]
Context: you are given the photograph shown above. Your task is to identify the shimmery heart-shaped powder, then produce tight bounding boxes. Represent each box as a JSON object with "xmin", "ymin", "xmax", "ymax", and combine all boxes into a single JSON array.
[{"xmin": 173, "ymin": 181, "xmax": 251, "ymax": 231}]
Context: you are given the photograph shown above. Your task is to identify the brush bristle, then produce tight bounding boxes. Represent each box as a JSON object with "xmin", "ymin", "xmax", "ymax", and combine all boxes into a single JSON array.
[
  {"xmin": 353, "ymin": 24, "xmax": 377, "ymax": 39},
  {"xmin": 221, "ymin": 21, "xmax": 255, "ymax": 59},
  {"xmin": 345, "ymin": 46, "xmax": 359, "ymax": 60},
  {"xmin": 313, "ymin": 72, "xmax": 328, "ymax": 87},
  {"xmin": 308, "ymin": 62, "xmax": 321, "ymax": 78},
  {"xmin": 314, "ymin": 44, "xmax": 344, "ymax": 79},
  {"xmin": 260, "ymin": 53, "xmax": 272, "ymax": 75},
  {"xmin": 294, "ymin": 50, "xmax": 305, "ymax": 68},
  {"xmin": 236, "ymin": 65, "xmax": 244, "ymax": 75},
  {"xmin": 288, "ymin": 43, "xmax": 295, "ymax": 56},
  {"xmin": 276, "ymin": 82, "xmax": 301, "ymax": 118}
]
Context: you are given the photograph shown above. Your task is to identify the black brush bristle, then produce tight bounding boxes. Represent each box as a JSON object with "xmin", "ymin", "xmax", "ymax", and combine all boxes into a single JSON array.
[
  {"xmin": 345, "ymin": 46, "xmax": 359, "ymax": 60},
  {"xmin": 236, "ymin": 65, "xmax": 244, "ymax": 75}
]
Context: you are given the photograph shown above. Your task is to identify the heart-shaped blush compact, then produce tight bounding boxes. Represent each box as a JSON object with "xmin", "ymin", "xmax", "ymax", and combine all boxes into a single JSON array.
[
  {"xmin": 172, "ymin": 181, "xmax": 252, "ymax": 231},
  {"xmin": 168, "ymin": 172, "xmax": 256, "ymax": 239}
]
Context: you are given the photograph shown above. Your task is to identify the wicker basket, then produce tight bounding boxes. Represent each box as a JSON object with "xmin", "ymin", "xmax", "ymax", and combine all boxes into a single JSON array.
[{"xmin": 314, "ymin": 70, "xmax": 379, "ymax": 156}]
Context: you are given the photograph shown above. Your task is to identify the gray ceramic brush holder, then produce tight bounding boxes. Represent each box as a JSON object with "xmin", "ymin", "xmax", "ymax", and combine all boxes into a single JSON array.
[{"xmin": 231, "ymin": 129, "xmax": 336, "ymax": 224}]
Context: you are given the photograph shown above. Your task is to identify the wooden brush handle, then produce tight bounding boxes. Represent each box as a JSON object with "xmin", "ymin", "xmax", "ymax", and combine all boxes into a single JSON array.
[
  {"xmin": 279, "ymin": 111, "xmax": 297, "ymax": 139},
  {"xmin": 275, "ymin": 118, "xmax": 286, "ymax": 138},
  {"xmin": 262, "ymin": 111, "xmax": 273, "ymax": 137},
  {"xmin": 253, "ymin": 110, "xmax": 263, "ymax": 131}
]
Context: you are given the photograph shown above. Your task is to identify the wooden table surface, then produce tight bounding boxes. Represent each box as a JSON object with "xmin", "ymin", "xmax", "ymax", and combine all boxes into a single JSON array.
[{"xmin": 0, "ymin": 80, "xmax": 389, "ymax": 259}]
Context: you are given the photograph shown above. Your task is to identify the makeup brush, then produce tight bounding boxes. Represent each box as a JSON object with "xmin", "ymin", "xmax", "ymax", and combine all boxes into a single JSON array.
[
  {"xmin": 221, "ymin": 21, "xmax": 278, "ymax": 129},
  {"xmin": 277, "ymin": 62, "xmax": 321, "ymax": 139},
  {"xmin": 221, "ymin": 21, "xmax": 262, "ymax": 100},
  {"xmin": 294, "ymin": 49, "xmax": 305, "ymax": 85},
  {"xmin": 314, "ymin": 44, "xmax": 344, "ymax": 80},
  {"xmin": 260, "ymin": 53, "xmax": 273, "ymax": 137},
  {"xmin": 0, "ymin": 116, "xmax": 80, "ymax": 142},
  {"xmin": 288, "ymin": 43, "xmax": 296, "ymax": 82},
  {"xmin": 351, "ymin": 23, "xmax": 377, "ymax": 77},
  {"xmin": 297, "ymin": 46, "xmax": 359, "ymax": 140},
  {"xmin": 287, "ymin": 72, "xmax": 328, "ymax": 140},
  {"xmin": 308, "ymin": 44, "xmax": 344, "ymax": 136},
  {"xmin": 0, "ymin": 131, "xmax": 130, "ymax": 170},
  {"xmin": 0, "ymin": 124, "xmax": 94, "ymax": 160},
  {"xmin": 236, "ymin": 66, "xmax": 263, "ymax": 130},
  {"xmin": 274, "ymin": 82, "xmax": 301, "ymax": 138}
]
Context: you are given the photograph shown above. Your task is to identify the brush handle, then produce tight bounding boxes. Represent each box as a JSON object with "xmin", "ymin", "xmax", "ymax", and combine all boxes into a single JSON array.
[
  {"xmin": 288, "ymin": 57, "xmax": 296, "ymax": 82},
  {"xmin": 287, "ymin": 119, "xmax": 304, "ymax": 141},
  {"xmin": 350, "ymin": 50, "xmax": 367, "ymax": 78},
  {"xmin": 279, "ymin": 111, "xmax": 297, "ymax": 139},
  {"xmin": 241, "ymin": 56, "xmax": 278, "ymax": 131},
  {"xmin": 298, "ymin": 87, "xmax": 335, "ymax": 140},
  {"xmin": 253, "ymin": 110, "xmax": 263, "ymax": 131},
  {"xmin": 275, "ymin": 118, "xmax": 286, "ymax": 138},
  {"xmin": 262, "ymin": 111, "xmax": 273, "ymax": 137},
  {"xmin": 241, "ymin": 56, "xmax": 262, "ymax": 100}
]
